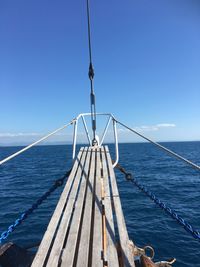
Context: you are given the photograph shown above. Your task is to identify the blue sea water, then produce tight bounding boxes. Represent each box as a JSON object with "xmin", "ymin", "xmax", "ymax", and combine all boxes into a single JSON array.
[{"xmin": 0, "ymin": 142, "xmax": 199, "ymax": 266}]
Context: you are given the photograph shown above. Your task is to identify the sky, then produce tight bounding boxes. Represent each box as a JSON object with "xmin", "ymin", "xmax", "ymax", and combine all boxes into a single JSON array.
[{"xmin": 0, "ymin": 0, "xmax": 200, "ymax": 145}]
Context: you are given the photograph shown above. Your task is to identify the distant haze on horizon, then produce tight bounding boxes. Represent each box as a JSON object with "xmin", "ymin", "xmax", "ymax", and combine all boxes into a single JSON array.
[
  {"xmin": 0, "ymin": 0, "xmax": 200, "ymax": 145},
  {"xmin": 0, "ymin": 122, "xmax": 199, "ymax": 147}
]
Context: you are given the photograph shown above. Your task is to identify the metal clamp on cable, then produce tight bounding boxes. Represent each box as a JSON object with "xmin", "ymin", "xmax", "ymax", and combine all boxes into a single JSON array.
[
  {"xmin": 88, "ymin": 62, "xmax": 94, "ymax": 80},
  {"xmin": 54, "ymin": 178, "xmax": 64, "ymax": 187},
  {"xmin": 114, "ymin": 162, "xmax": 133, "ymax": 180},
  {"xmin": 125, "ymin": 172, "xmax": 133, "ymax": 180}
]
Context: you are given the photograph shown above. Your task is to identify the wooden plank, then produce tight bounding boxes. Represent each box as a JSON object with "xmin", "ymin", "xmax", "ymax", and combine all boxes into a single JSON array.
[
  {"xmin": 101, "ymin": 147, "xmax": 119, "ymax": 267},
  {"xmin": 104, "ymin": 146, "xmax": 135, "ymax": 267},
  {"xmin": 46, "ymin": 147, "xmax": 88, "ymax": 266},
  {"xmin": 61, "ymin": 147, "xmax": 92, "ymax": 267},
  {"xmin": 76, "ymin": 147, "xmax": 96, "ymax": 267},
  {"xmin": 31, "ymin": 147, "xmax": 84, "ymax": 267},
  {"xmin": 91, "ymin": 147, "xmax": 103, "ymax": 267}
]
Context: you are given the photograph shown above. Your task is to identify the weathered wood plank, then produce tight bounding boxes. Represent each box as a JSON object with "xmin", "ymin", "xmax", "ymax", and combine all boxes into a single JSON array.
[
  {"xmin": 91, "ymin": 147, "xmax": 103, "ymax": 267},
  {"xmin": 76, "ymin": 147, "xmax": 96, "ymax": 267},
  {"xmin": 32, "ymin": 146, "xmax": 135, "ymax": 267},
  {"xmin": 60, "ymin": 147, "xmax": 92, "ymax": 267},
  {"xmin": 104, "ymin": 146, "xmax": 135, "ymax": 267},
  {"xmin": 101, "ymin": 147, "xmax": 119, "ymax": 267},
  {"xmin": 31, "ymin": 147, "xmax": 84, "ymax": 267},
  {"xmin": 46, "ymin": 147, "xmax": 88, "ymax": 266}
]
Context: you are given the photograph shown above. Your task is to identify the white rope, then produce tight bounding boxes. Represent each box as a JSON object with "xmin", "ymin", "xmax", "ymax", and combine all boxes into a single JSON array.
[
  {"xmin": 115, "ymin": 119, "xmax": 200, "ymax": 172},
  {"xmin": 0, "ymin": 121, "xmax": 74, "ymax": 166}
]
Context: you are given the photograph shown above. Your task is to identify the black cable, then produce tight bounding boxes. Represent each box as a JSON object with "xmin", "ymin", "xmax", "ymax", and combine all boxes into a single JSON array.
[
  {"xmin": 86, "ymin": 0, "xmax": 97, "ymax": 144},
  {"xmin": 86, "ymin": 0, "xmax": 93, "ymax": 65}
]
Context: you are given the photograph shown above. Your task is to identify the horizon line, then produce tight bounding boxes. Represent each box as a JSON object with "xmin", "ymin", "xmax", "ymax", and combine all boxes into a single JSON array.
[{"xmin": 0, "ymin": 139, "xmax": 200, "ymax": 148}]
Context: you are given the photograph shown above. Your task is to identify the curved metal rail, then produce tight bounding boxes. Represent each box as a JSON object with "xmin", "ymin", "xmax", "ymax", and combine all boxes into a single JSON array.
[
  {"xmin": 71, "ymin": 113, "xmax": 119, "ymax": 167},
  {"xmin": 1, "ymin": 113, "xmax": 199, "ymax": 172}
]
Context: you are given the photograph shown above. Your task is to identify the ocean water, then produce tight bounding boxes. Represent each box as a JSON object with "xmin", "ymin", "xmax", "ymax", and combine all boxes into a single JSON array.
[{"xmin": 0, "ymin": 142, "xmax": 199, "ymax": 266}]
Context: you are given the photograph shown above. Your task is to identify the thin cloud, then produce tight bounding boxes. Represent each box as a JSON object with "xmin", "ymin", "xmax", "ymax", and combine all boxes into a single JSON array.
[
  {"xmin": 118, "ymin": 123, "xmax": 176, "ymax": 133},
  {"xmin": 156, "ymin": 123, "xmax": 176, "ymax": 128},
  {"xmin": 0, "ymin": 132, "xmax": 84, "ymax": 138},
  {"xmin": 0, "ymin": 132, "xmax": 42, "ymax": 137}
]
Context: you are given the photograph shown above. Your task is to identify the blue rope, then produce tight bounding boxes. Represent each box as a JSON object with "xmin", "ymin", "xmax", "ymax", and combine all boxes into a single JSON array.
[
  {"xmin": 128, "ymin": 176, "xmax": 200, "ymax": 242},
  {"xmin": 0, "ymin": 169, "xmax": 71, "ymax": 244}
]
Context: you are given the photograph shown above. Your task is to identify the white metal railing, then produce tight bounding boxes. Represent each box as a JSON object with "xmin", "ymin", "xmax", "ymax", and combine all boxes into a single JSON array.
[
  {"xmin": 71, "ymin": 113, "xmax": 119, "ymax": 167},
  {"xmin": 1, "ymin": 112, "xmax": 199, "ymax": 171},
  {"xmin": 0, "ymin": 113, "xmax": 119, "ymax": 168}
]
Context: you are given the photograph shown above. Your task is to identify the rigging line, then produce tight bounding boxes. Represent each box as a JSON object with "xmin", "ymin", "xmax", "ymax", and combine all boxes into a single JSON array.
[
  {"xmin": 0, "ymin": 121, "xmax": 74, "ymax": 166},
  {"xmin": 0, "ymin": 169, "xmax": 72, "ymax": 244},
  {"xmin": 86, "ymin": 0, "xmax": 97, "ymax": 144},
  {"xmin": 116, "ymin": 163, "xmax": 200, "ymax": 242},
  {"xmin": 115, "ymin": 119, "xmax": 200, "ymax": 172},
  {"xmin": 87, "ymin": 0, "xmax": 93, "ymax": 65}
]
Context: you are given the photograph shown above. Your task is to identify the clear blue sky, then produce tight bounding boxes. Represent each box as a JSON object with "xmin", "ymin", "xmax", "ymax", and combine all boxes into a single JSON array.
[{"xmin": 0, "ymin": 0, "xmax": 200, "ymax": 145}]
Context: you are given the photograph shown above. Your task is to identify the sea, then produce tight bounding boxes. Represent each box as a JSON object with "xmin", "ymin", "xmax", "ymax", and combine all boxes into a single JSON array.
[{"xmin": 0, "ymin": 142, "xmax": 199, "ymax": 267}]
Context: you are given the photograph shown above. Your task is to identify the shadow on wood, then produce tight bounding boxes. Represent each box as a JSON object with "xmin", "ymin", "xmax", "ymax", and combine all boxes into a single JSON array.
[{"xmin": 0, "ymin": 242, "xmax": 34, "ymax": 267}]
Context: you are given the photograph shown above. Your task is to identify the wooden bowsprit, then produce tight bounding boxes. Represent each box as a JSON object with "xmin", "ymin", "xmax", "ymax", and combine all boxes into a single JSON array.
[{"xmin": 31, "ymin": 146, "xmax": 135, "ymax": 267}]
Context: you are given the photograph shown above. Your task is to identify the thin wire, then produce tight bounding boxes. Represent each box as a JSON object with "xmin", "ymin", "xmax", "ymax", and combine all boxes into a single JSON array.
[
  {"xmin": 87, "ymin": 0, "xmax": 93, "ymax": 65},
  {"xmin": 115, "ymin": 119, "xmax": 200, "ymax": 172},
  {"xmin": 0, "ymin": 121, "xmax": 74, "ymax": 166}
]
